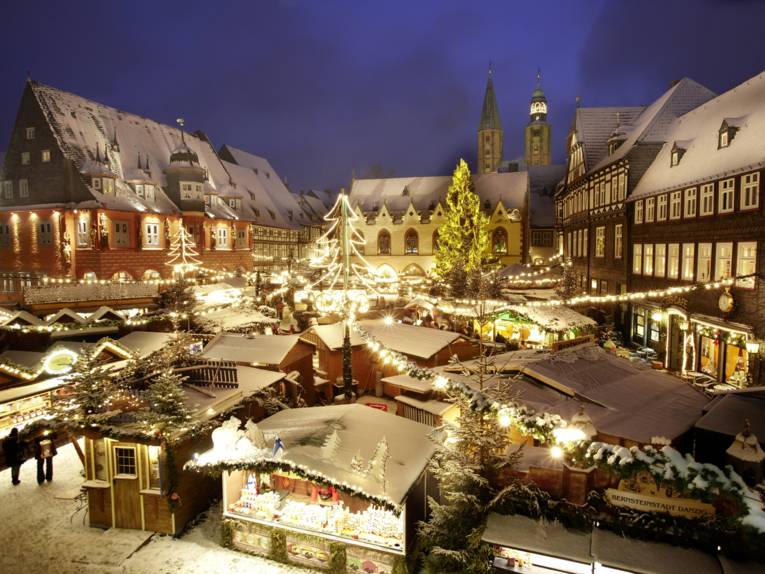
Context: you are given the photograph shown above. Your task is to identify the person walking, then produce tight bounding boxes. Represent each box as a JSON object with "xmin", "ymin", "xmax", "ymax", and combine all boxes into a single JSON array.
[
  {"xmin": 34, "ymin": 433, "xmax": 57, "ymax": 484},
  {"xmin": 3, "ymin": 428, "xmax": 24, "ymax": 485}
]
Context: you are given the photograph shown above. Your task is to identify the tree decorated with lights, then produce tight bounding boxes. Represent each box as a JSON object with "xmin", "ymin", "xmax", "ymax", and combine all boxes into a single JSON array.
[
  {"xmin": 51, "ymin": 346, "xmax": 119, "ymax": 425},
  {"xmin": 307, "ymin": 191, "xmax": 379, "ymax": 400},
  {"xmin": 143, "ymin": 366, "xmax": 190, "ymax": 431},
  {"xmin": 434, "ymin": 159, "xmax": 489, "ymax": 298},
  {"xmin": 556, "ymin": 257, "xmax": 577, "ymax": 300},
  {"xmin": 165, "ymin": 222, "xmax": 202, "ymax": 278}
]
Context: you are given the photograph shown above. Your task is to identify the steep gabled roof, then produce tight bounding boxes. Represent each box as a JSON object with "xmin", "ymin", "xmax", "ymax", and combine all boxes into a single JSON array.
[
  {"xmin": 350, "ymin": 172, "xmax": 527, "ymax": 215},
  {"xmin": 590, "ymin": 78, "xmax": 716, "ymax": 172},
  {"xmin": 574, "ymin": 106, "xmax": 644, "ymax": 172},
  {"xmin": 631, "ymin": 70, "xmax": 765, "ymax": 200}
]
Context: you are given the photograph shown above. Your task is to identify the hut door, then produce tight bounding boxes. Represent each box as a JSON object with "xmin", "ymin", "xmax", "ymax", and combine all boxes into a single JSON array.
[{"xmin": 111, "ymin": 444, "xmax": 142, "ymax": 529}]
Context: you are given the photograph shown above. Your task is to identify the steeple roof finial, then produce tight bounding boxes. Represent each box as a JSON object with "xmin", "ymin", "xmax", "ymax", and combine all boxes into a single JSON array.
[
  {"xmin": 479, "ymin": 62, "xmax": 501, "ymax": 130},
  {"xmin": 536, "ymin": 68, "xmax": 542, "ymax": 87},
  {"xmin": 176, "ymin": 117, "xmax": 186, "ymax": 145}
]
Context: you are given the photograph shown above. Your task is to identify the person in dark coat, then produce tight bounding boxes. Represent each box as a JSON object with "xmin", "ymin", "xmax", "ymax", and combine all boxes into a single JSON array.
[
  {"xmin": 34, "ymin": 433, "xmax": 57, "ymax": 484},
  {"xmin": 3, "ymin": 428, "xmax": 24, "ymax": 485}
]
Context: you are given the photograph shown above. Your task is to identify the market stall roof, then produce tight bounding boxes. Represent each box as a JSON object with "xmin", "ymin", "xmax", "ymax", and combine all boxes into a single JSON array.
[
  {"xmin": 502, "ymin": 304, "xmax": 596, "ymax": 332},
  {"xmin": 202, "ymin": 333, "xmax": 302, "ymax": 365},
  {"xmin": 694, "ymin": 388, "xmax": 765, "ymax": 440},
  {"xmin": 591, "ymin": 528, "xmax": 721, "ymax": 574},
  {"xmin": 381, "ymin": 374, "xmax": 435, "ymax": 394},
  {"xmin": 358, "ymin": 319, "xmax": 463, "ymax": 359},
  {"xmin": 193, "ymin": 404, "xmax": 436, "ymax": 507},
  {"xmin": 183, "ymin": 366, "xmax": 285, "ymax": 417},
  {"xmin": 196, "ymin": 307, "xmax": 278, "ymax": 332},
  {"xmin": 482, "ymin": 513, "xmax": 592, "ymax": 565},
  {"xmin": 118, "ymin": 331, "xmax": 175, "ymax": 358},
  {"xmin": 436, "ymin": 345, "xmax": 710, "ymax": 444},
  {"xmin": 394, "ymin": 394, "xmax": 455, "ymax": 417},
  {"xmin": 0, "ymin": 375, "xmax": 69, "ymax": 404},
  {"xmin": 306, "ymin": 323, "xmax": 364, "ymax": 350}
]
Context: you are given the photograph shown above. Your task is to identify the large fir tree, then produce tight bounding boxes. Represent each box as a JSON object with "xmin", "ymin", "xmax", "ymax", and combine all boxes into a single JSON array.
[
  {"xmin": 143, "ymin": 366, "xmax": 190, "ymax": 431},
  {"xmin": 51, "ymin": 346, "xmax": 117, "ymax": 424},
  {"xmin": 434, "ymin": 159, "xmax": 489, "ymax": 297}
]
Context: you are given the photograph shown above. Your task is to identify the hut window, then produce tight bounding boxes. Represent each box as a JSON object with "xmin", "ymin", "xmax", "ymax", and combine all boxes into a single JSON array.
[
  {"xmin": 147, "ymin": 445, "xmax": 162, "ymax": 489},
  {"xmin": 93, "ymin": 440, "xmax": 107, "ymax": 481},
  {"xmin": 115, "ymin": 446, "xmax": 137, "ymax": 477}
]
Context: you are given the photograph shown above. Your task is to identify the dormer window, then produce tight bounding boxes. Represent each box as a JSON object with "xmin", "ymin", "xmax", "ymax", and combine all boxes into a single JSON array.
[
  {"xmin": 718, "ymin": 118, "xmax": 742, "ymax": 149},
  {"xmin": 93, "ymin": 178, "xmax": 101, "ymax": 190},
  {"xmin": 670, "ymin": 142, "xmax": 687, "ymax": 167},
  {"xmin": 145, "ymin": 185, "xmax": 155, "ymax": 201}
]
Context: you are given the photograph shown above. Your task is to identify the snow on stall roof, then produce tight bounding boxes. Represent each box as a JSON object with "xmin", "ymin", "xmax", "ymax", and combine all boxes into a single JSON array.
[
  {"xmin": 0, "ymin": 375, "xmax": 70, "ymax": 404},
  {"xmin": 505, "ymin": 304, "xmax": 596, "ymax": 332},
  {"xmin": 0, "ymin": 349, "xmax": 46, "ymax": 369},
  {"xmin": 117, "ymin": 331, "xmax": 174, "ymax": 358},
  {"xmin": 394, "ymin": 394, "xmax": 455, "ymax": 417},
  {"xmin": 349, "ymin": 172, "xmax": 527, "ymax": 215},
  {"xmin": 381, "ymin": 374, "xmax": 435, "ymax": 394},
  {"xmin": 482, "ymin": 513, "xmax": 592, "ymax": 564},
  {"xmin": 308, "ymin": 323, "xmax": 364, "ymax": 350},
  {"xmin": 632, "ymin": 70, "xmax": 765, "ymax": 199},
  {"xmin": 358, "ymin": 319, "xmax": 464, "ymax": 359},
  {"xmin": 196, "ymin": 307, "xmax": 279, "ymax": 333},
  {"xmin": 591, "ymin": 528, "xmax": 721, "ymax": 574},
  {"xmin": 200, "ymin": 404, "xmax": 435, "ymax": 506},
  {"xmin": 590, "ymin": 78, "xmax": 716, "ymax": 173},
  {"xmin": 202, "ymin": 333, "xmax": 300, "ymax": 365},
  {"xmin": 184, "ymin": 367, "xmax": 285, "ymax": 416}
]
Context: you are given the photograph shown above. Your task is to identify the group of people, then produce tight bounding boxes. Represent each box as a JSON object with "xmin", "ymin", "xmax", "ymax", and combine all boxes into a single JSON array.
[{"xmin": 2, "ymin": 428, "xmax": 58, "ymax": 486}]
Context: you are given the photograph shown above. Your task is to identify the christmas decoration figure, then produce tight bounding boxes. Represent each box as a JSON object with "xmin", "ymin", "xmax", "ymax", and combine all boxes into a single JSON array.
[
  {"xmin": 272, "ymin": 434, "xmax": 285, "ymax": 457},
  {"xmin": 165, "ymin": 221, "xmax": 202, "ymax": 277}
]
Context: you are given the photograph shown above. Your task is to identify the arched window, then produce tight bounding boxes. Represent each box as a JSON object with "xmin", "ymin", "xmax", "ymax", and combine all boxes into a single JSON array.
[
  {"xmin": 377, "ymin": 230, "xmax": 391, "ymax": 255},
  {"xmin": 432, "ymin": 230, "xmax": 439, "ymax": 253},
  {"xmin": 404, "ymin": 228, "xmax": 419, "ymax": 254},
  {"xmin": 492, "ymin": 227, "xmax": 508, "ymax": 255}
]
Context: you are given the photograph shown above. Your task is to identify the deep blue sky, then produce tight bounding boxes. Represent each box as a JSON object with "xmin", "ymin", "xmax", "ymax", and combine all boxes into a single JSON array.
[{"xmin": 1, "ymin": 0, "xmax": 764, "ymax": 192}]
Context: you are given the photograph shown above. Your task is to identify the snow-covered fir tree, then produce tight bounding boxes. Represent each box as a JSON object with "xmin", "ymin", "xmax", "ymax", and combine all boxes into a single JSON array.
[
  {"xmin": 419, "ymin": 351, "xmax": 520, "ymax": 574},
  {"xmin": 51, "ymin": 346, "xmax": 117, "ymax": 424},
  {"xmin": 143, "ymin": 366, "xmax": 190, "ymax": 431},
  {"xmin": 366, "ymin": 436, "xmax": 389, "ymax": 489},
  {"xmin": 434, "ymin": 159, "xmax": 489, "ymax": 298},
  {"xmin": 320, "ymin": 425, "xmax": 342, "ymax": 459}
]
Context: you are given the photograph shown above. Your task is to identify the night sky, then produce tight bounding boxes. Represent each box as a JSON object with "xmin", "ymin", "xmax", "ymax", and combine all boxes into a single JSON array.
[{"xmin": 1, "ymin": 0, "xmax": 764, "ymax": 193}]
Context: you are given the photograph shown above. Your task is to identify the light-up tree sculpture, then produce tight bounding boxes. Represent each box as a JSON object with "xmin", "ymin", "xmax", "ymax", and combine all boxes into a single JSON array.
[
  {"xmin": 166, "ymin": 222, "xmax": 202, "ymax": 278},
  {"xmin": 307, "ymin": 191, "xmax": 379, "ymax": 400}
]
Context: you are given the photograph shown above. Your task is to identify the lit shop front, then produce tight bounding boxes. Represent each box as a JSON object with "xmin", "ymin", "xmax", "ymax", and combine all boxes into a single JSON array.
[{"xmin": 190, "ymin": 404, "xmax": 436, "ymax": 573}]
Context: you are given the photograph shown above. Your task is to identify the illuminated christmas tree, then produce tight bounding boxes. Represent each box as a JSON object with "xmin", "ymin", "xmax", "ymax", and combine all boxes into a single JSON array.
[{"xmin": 166, "ymin": 222, "xmax": 202, "ymax": 277}]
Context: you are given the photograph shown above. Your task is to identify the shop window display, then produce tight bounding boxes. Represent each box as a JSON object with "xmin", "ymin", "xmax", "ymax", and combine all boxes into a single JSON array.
[
  {"xmin": 725, "ymin": 344, "xmax": 749, "ymax": 387},
  {"xmin": 699, "ymin": 335, "xmax": 720, "ymax": 378}
]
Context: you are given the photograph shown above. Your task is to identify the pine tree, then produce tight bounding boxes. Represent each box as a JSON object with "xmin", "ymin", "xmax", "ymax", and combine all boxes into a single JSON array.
[
  {"xmin": 144, "ymin": 366, "xmax": 190, "ymax": 431},
  {"xmin": 434, "ymin": 160, "xmax": 489, "ymax": 298},
  {"xmin": 555, "ymin": 258, "xmax": 577, "ymax": 300},
  {"xmin": 51, "ymin": 346, "xmax": 117, "ymax": 425},
  {"xmin": 419, "ymin": 352, "xmax": 520, "ymax": 574},
  {"xmin": 321, "ymin": 424, "xmax": 343, "ymax": 459},
  {"xmin": 366, "ymin": 436, "xmax": 389, "ymax": 489},
  {"xmin": 165, "ymin": 222, "xmax": 202, "ymax": 277}
]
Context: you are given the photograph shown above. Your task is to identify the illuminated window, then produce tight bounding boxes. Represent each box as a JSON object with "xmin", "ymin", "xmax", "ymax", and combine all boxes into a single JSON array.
[
  {"xmin": 633, "ymin": 244, "xmax": 642, "ymax": 274},
  {"xmin": 719, "ymin": 179, "xmax": 735, "ymax": 213},
  {"xmin": 741, "ymin": 172, "xmax": 759, "ymax": 210},
  {"xmin": 147, "ymin": 445, "xmax": 162, "ymax": 490},
  {"xmin": 595, "ymin": 226, "xmax": 605, "ymax": 257},
  {"xmin": 377, "ymin": 230, "xmax": 391, "ymax": 255},
  {"xmin": 736, "ymin": 242, "xmax": 757, "ymax": 288},
  {"xmin": 655, "ymin": 244, "xmax": 666, "ymax": 277},
  {"xmin": 216, "ymin": 226, "xmax": 229, "ymax": 249},
  {"xmin": 657, "ymin": 194, "xmax": 667, "ymax": 220},
  {"xmin": 700, "ymin": 183, "xmax": 714, "ymax": 215},
  {"xmin": 25, "ymin": 127, "xmax": 35, "ymax": 140},
  {"xmin": 77, "ymin": 218, "xmax": 90, "ymax": 247},
  {"xmin": 236, "ymin": 228, "xmax": 247, "ymax": 249},
  {"xmin": 614, "ymin": 224, "xmax": 622, "ymax": 259},
  {"xmin": 404, "ymin": 228, "xmax": 419, "ymax": 254},
  {"xmin": 697, "ymin": 243, "xmax": 712, "ymax": 282},
  {"xmin": 102, "ymin": 178, "xmax": 114, "ymax": 195},
  {"xmin": 114, "ymin": 447, "xmax": 137, "ymax": 477},
  {"xmin": 667, "ymin": 244, "xmax": 680, "ymax": 279},
  {"xmin": 682, "ymin": 243, "xmax": 695, "ymax": 281},
  {"xmin": 144, "ymin": 222, "xmax": 160, "ymax": 247},
  {"xmin": 492, "ymin": 227, "xmax": 507, "ymax": 255},
  {"xmin": 2, "ymin": 181, "xmax": 12, "ymax": 200},
  {"xmin": 684, "ymin": 188, "xmax": 697, "ymax": 217},
  {"xmin": 645, "ymin": 197, "xmax": 655, "ymax": 222},
  {"xmin": 643, "ymin": 244, "xmax": 654, "ymax": 276},
  {"xmin": 669, "ymin": 191, "xmax": 682, "ymax": 219},
  {"xmin": 715, "ymin": 242, "xmax": 733, "ymax": 280},
  {"xmin": 41, "ymin": 150, "xmax": 51, "ymax": 163}
]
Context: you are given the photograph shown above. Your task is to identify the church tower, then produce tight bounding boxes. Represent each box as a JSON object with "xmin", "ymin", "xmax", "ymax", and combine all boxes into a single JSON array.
[
  {"xmin": 525, "ymin": 70, "xmax": 551, "ymax": 166},
  {"xmin": 477, "ymin": 65, "xmax": 503, "ymax": 174}
]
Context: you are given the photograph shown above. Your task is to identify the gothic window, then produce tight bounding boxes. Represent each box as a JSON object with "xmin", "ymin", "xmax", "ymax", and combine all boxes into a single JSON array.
[
  {"xmin": 492, "ymin": 227, "xmax": 508, "ymax": 255},
  {"xmin": 404, "ymin": 228, "xmax": 419, "ymax": 254},
  {"xmin": 377, "ymin": 229, "xmax": 391, "ymax": 255}
]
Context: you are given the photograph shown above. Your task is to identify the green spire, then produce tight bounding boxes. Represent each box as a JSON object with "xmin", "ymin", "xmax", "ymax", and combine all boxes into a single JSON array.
[{"xmin": 479, "ymin": 64, "xmax": 502, "ymax": 130}]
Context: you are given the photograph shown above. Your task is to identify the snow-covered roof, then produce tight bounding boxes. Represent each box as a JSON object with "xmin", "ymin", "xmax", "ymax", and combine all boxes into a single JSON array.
[
  {"xmin": 590, "ymin": 78, "xmax": 716, "ymax": 173},
  {"xmin": 394, "ymin": 394, "xmax": 454, "ymax": 417},
  {"xmin": 183, "ymin": 366, "xmax": 285, "ymax": 416},
  {"xmin": 308, "ymin": 323, "xmax": 365, "ymax": 350},
  {"xmin": 573, "ymin": 106, "xmax": 644, "ymax": 172},
  {"xmin": 358, "ymin": 319, "xmax": 464, "ymax": 359},
  {"xmin": 694, "ymin": 388, "xmax": 765, "ymax": 441},
  {"xmin": 117, "ymin": 331, "xmax": 175, "ymax": 358},
  {"xmin": 439, "ymin": 344, "xmax": 710, "ymax": 444},
  {"xmin": 196, "ymin": 307, "xmax": 279, "ymax": 333},
  {"xmin": 349, "ymin": 172, "xmax": 527, "ymax": 216},
  {"xmin": 631, "ymin": 70, "xmax": 765, "ymax": 199},
  {"xmin": 196, "ymin": 404, "xmax": 435, "ymax": 506},
  {"xmin": 202, "ymin": 333, "xmax": 302, "ymax": 365},
  {"xmin": 504, "ymin": 304, "xmax": 596, "ymax": 332},
  {"xmin": 528, "ymin": 165, "xmax": 565, "ymax": 227}
]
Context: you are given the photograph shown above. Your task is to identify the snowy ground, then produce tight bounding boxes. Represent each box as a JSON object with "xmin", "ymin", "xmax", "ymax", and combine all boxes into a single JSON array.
[{"xmin": 0, "ymin": 441, "xmax": 318, "ymax": 574}]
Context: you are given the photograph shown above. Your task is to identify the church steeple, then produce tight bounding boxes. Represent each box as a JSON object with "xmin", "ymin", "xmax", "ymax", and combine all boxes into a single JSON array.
[
  {"xmin": 525, "ymin": 69, "xmax": 552, "ymax": 166},
  {"xmin": 477, "ymin": 63, "xmax": 503, "ymax": 174}
]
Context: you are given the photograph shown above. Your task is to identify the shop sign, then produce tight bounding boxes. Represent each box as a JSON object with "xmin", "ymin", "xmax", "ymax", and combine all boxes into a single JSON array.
[
  {"xmin": 43, "ymin": 348, "xmax": 79, "ymax": 375},
  {"xmin": 605, "ymin": 489, "xmax": 715, "ymax": 518}
]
